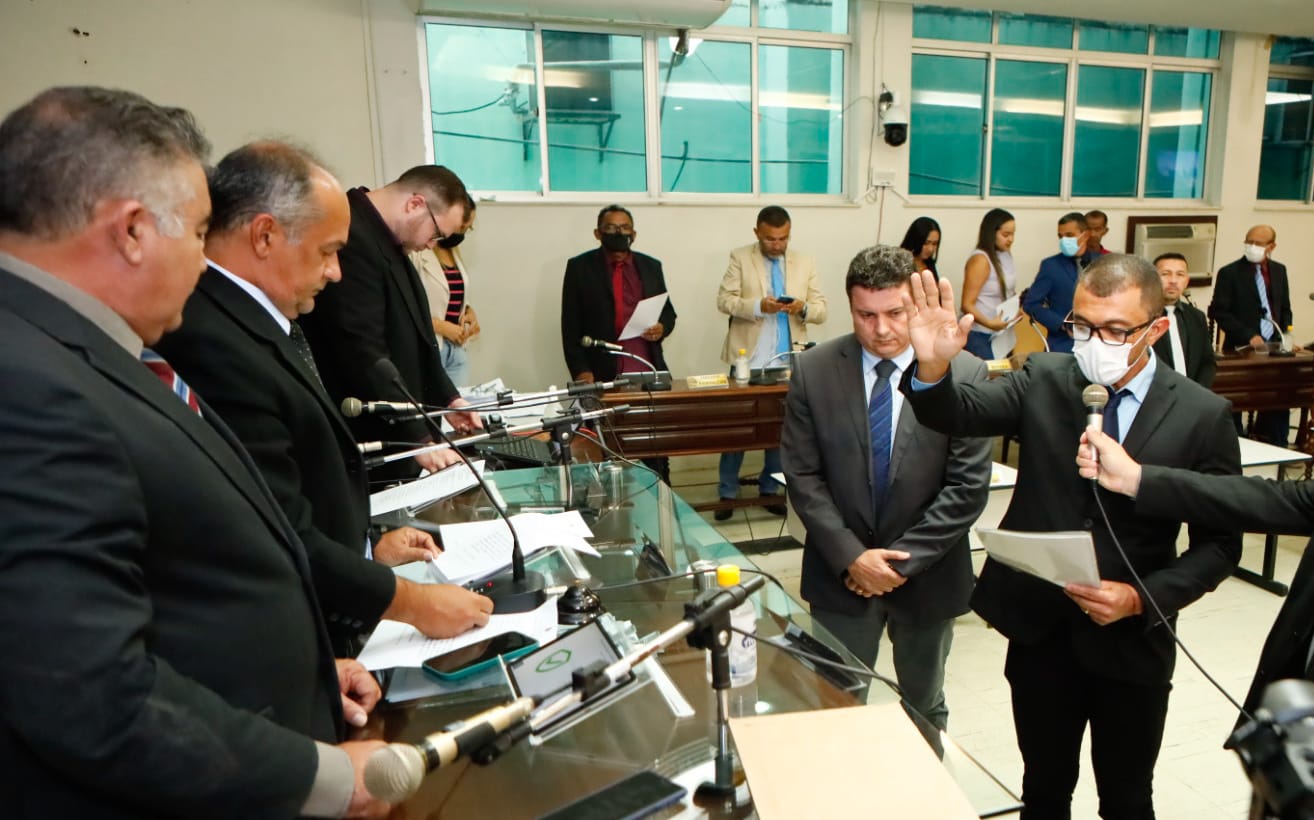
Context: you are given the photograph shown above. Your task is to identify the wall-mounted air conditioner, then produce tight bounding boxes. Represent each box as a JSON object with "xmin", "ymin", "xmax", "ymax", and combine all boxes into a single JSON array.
[
  {"xmin": 1130, "ymin": 219, "xmax": 1217, "ymax": 287},
  {"xmin": 415, "ymin": 0, "xmax": 733, "ymax": 29}
]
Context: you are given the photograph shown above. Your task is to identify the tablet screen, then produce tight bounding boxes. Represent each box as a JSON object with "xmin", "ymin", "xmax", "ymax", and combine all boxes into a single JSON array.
[{"xmin": 507, "ymin": 619, "xmax": 635, "ymax": 734}]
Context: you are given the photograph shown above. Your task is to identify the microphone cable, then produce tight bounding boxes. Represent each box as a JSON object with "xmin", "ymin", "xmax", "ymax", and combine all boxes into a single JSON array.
[{"xmin": 1089, "ymin": 481, "xmax": 1255, "ymax": 724}]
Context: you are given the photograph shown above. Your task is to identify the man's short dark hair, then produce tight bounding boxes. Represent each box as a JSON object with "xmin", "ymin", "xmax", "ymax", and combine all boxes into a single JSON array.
[
  {"xmin": 1059, "ymin": 211, "xmax": 1087, "ymax": 230},
  {"xmin": 757, "ymin": 205, "xmax": 790, "ymax": 228},
  {"xmin": 0, "ymin": 86, "xmax": 210, "ymax": 240},
  {"xmin": 207, "ymin": 141, "xmax": 328, "ymax": 239},
  {"xmin": 846, "ymin": 245, "xmax": 915, "ymax": 295},
  {"xmin": 1153, "ymin": 252, "xmax": 1187, "ymax": 266},
  {"xmin": 394, "ymin": 164, "xmax": 467, "ymax": 215},
  {"xmin": 596, "ymin": 204, "xmax": 633, "ymax": 228},
  {"xmin": 1078, "ymin": 253, "xmax": 1165, "ymax": 319},
  {"xmin": 1085, "ymin": 209, "xmax": 1108, "ymax": 224}
]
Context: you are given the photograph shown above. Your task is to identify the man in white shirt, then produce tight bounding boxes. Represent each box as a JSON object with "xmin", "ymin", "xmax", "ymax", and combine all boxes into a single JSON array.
[{"xmin": 1150, "ymin": 252, "xmax": 1215, "ymax": 387}]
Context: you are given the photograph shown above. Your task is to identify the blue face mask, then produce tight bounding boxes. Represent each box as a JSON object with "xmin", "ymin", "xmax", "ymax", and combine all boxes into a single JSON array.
[{"xmin": 1059, "ymin": 236, "xmax": 1081, "ymax": 257}]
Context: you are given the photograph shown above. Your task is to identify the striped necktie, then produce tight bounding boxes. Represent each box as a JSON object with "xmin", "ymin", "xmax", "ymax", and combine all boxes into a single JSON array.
[
  {"xmin": 140, "ymin": 348, "xmax": 201, "ymax": 415},
  {"xmin": 869, "ymin": 359, "xmax": 897, "ymax": 515},
  {"xmin": 288, "ymin": 322, "xmax": 323, "ymax": 387}
]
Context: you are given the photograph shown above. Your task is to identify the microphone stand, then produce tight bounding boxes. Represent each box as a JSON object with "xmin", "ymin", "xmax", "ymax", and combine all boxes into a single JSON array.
[
  {"xmin": 371, "ymin": 358, "xmax": 547, "ymax": 614},
  {"xmin": 382, "ymin": 379, "xmax": 625, "ymax": 425},
  {"xmin": 607, "ymin": 350, "xmax": 672, "ymax": 391}
]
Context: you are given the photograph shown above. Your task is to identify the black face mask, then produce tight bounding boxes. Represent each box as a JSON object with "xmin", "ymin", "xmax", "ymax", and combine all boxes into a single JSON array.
[
  {"xmin": 437, "ymin": 232, "xmax": 465, "ymax": 249},
  {"xmin": 600, "ymin": 232, "xmax": 632, "ymax": 253}
]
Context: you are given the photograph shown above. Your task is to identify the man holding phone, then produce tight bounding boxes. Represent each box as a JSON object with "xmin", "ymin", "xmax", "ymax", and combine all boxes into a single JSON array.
[{"xmin": 715, "ymin": 205, "xmax": 828, "ymax": 519}]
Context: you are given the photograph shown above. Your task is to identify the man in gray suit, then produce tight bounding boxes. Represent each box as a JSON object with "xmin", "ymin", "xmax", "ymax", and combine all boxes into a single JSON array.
[{"xmin": 781, "ymin": 245, "xmax": 992, "ymax": 731}]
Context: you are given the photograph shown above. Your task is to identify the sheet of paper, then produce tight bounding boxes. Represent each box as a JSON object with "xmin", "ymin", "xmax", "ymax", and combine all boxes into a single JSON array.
[
  {"xmin": 369, "ymin": 460, "xmax": 485, "ymax": 516},
  {"xmin": 356, "ymin": 596, "xmax": 559, "ymax": 671},
  {"xmin": 976, "ymin": 528, "xmax": 1100, "ymax": 587},
  {"xmin": 730, "ymin": 704, "xmax": 977, "ymax": 820},
  {"xmin": 618, "ymin": 292, "xmax": 668, "ymax": 341},
  {"xmin": 986, "ymin": 296, "xmax": 1021, "ymax": 359},
  {"xmin": 433, "ymin": 511, "xmax": 599, "ymax": 585}
]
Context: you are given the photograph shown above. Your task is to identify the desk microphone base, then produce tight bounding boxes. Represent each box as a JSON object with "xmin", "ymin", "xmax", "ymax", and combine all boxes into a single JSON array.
[{"xmin": 469, "ymin": 570, "xmax": 548, "ymax": 613}]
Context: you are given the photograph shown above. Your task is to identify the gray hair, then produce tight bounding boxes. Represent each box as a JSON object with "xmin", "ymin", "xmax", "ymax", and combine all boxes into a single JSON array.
[
  {"xmin": 0, "ymin": 86, "xmax": 210, "ymax": 240},
  {"xmin": 1078, "ymin": 253, "xmax": 1165, "ymax": 319},
  {"xmin": 845, "ymin": 245, "xmax": 915, "ymax": 295},
  {"xmin": 207, "ymin": 141, "xmax": 330, "ymax": 241}
]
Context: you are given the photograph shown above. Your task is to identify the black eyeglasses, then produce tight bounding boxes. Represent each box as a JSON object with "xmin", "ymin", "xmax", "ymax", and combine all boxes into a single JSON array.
[
  {"xmin": 1061, "ymin": 313, "xmax": 1156, "ymax": 346},
  {"xmin": 424, "ymin": 202, "xmax": 446, "ymax": 245}
]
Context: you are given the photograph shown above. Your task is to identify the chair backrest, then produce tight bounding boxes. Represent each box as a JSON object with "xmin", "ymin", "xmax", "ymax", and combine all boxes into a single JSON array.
[{"xmin": 1011, "ymin": 312, "xmax": 1049, "ymax": 365}]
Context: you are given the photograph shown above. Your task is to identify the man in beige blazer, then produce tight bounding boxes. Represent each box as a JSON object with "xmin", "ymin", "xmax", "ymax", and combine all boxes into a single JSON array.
[{"xmin": 715, "ymin": 205, "xmax": 828, "ymax": 520}]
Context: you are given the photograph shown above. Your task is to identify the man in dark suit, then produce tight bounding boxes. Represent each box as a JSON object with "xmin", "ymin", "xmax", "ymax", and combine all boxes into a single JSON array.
[
  {"xmin": 781, "ymin": 245, "xmax": 991, "ymax": 732},
  {"xmin": 1151, "ymin": 252, "xmax": 1216, "ymax": 387},
  {"xmin": 299, "ymin": 164, "xmax": 480, "ymax": 481},
  {"xmin": 155, "ymin": 142, "xmax": 493, "ymax": 655},
  {"xmin": 1210, "ymin": 224, "xmax": 1293, "ymax": 444},
  {"xmin": 1022, "ymin": 211, "xmax": 1100, "ymax": 353},
  {"xmin": 560, "ymin": 204, "xmax": 677, "ymax": 383},
  {"xmin": 902, "ymin": 256, "xmax": 1241, "ymax": 820},
  {"xmin": 0, "ymin": 87, "xmax": 388, "ymax": 818}
]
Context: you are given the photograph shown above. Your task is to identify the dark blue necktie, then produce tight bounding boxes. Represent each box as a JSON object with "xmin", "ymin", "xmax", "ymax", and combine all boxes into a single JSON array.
[
  {"xmin": 1103, "ymin": 388, "xmax": 1133, "ymax": 442},
  {"xmin": 869, "ymin": 359, "xmax": 897, "ymax": 514}
]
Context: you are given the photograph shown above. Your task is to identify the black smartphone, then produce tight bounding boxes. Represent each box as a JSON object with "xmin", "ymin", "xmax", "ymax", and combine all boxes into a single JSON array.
[
  {"xmin": 422, "ymin": 631, "xmax": 539, "ymax": 681},
  {"xmin": 776, "ymin": 295, "xmax": 796, "ymax": 303},
  {"xmin": 538, "ymin": 769, "xmax": 686, "ymax": 820}
]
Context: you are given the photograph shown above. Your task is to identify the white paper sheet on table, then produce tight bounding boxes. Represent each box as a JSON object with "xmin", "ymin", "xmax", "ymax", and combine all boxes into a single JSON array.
[
  {"xmin": 618, "ymin": 293, "xmax": 668, "ymax": 340},
  {"xmin": 369, "ymin": 460, "xmax": 486, "ymax": 516},
  {"xmin": 433, "ymin": 510, "xmax": 599, "ymax": 585},
  {"xmin": 975, "ymin": 528, "xmax": 1100, "ymax": 587},
  {"xmin": 356, "ymin": 596, "xmax": 559, "ymax": 671}
]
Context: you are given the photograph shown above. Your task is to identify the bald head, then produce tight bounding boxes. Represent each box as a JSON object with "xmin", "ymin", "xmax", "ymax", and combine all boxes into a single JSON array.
[
  {"xmin": 1245, "ymin": 224, "xmax": 1277, "ymax": 246},
  {"xmin": 205, "ymin": 141, "xmax": 349, "ymax": 318}
]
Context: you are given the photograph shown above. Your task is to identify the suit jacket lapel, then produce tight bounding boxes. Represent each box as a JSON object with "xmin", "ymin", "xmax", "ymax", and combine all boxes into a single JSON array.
[
  {"xmin": 1121, "ymin": 364, "xmax": 1177, "ymax": 457},
  {"xmin": 752, "ymin": 247, "xmax": 769, "ymax": 298},
  {"xmin": 837, "ymin": 337, "xmax": 874, "ymax": 505},
  {"xmin": 887, "ymin": 395, "xmax": 918, "ymax": 487},
  {"xmin": 592, "ymin": 249, "xmax": 617, "ymax": 332}
]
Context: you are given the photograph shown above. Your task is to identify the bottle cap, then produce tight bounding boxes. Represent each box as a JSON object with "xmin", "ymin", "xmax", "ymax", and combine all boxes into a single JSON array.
[
  {"xmin": 738, "ymin": 348, "xmax": 747, "ymax": 356},
  {"xmin": 716, "ymin": 564, "xmax": 741, "ymax": 587}
]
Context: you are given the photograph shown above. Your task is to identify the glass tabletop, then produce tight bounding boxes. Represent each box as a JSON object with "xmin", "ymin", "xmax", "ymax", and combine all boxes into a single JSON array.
[{"xmin": 382, "ymin": 462, "xmax": 1021, "ymax": 818}]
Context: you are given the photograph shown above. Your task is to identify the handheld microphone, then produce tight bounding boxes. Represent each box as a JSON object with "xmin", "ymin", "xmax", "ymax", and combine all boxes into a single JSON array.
[
  {"xmin": 341, "ymin": 397, "xmax": 417, "ymax": 418},
  {"xmin": 364, "ymin": 696, "xmax": 537, "ymax": 802},
  {"xmin": 580, "ymin": 335, "xmax": 623, "ymax": 352},
  {"xmin": 1082, "ymin": 384, "xmax": 1109, "ymax": 471},
  {"xmin": 371, "ymin": 358, "xmax": 547, "ymax": 613}
]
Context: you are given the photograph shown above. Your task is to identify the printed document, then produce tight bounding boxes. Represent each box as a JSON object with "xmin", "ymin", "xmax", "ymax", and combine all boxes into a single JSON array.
[
  {"xmin": 976, "ymin": 528, "xmax": 1100, "ymax": 587},
  {"xmin": 618, "ymin": 293, "xmax": 669, "ymax": 340},
  {"xmin": 433, "ymin": 510, "xmax": 599, "ymax": 585},
  {"xmin": 356, "ymin": 596, "xmax": 559, "ymax": 671},
  {"xmin": 369, "ymin": 460, "xmax": 485, "ymax": 517}
]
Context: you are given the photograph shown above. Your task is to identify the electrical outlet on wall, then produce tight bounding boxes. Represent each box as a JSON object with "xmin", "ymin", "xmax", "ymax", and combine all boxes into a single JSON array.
[{"xmin": 870, "ymin": 170, "xmax": 895, "ymax": 188}]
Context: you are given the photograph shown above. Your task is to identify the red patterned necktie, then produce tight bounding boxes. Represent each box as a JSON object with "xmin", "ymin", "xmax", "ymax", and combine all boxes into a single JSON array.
[
  {"xmin": 140, "ymin": 348, "xmax": 201, "ymax": 415},
  {"xmin": 612, "ymin": 259, "xmax": 627, "ymax": 337}
]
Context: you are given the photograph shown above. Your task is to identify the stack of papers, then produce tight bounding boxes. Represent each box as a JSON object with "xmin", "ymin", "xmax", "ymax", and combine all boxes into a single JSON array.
[
  {"xmin": 975, "ymin": 528, "xmax": 1100, "ymax": 587},
  {"xmin": 356, "ymin": 596, "xmax": 559, "ymax": 671},
  {"xmin": 369, "ymin": 460, "xmax": 485, "ymax": 517},
  {"xmin": 433, "ymin": 510, "xmax": 599, "ymax": 585}
]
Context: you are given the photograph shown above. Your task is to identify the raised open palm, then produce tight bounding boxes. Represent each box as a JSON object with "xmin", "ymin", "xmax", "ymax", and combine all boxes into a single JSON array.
[{"xmin": 903, "ymin": 270, "xmax": 975, "ymax": 379}]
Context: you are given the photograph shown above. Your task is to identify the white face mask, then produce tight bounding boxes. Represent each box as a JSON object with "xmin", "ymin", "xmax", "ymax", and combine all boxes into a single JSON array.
[
  {"xmin": 1243, "ymin": 244, "xmax": 1267, "ymax": 264},
  {"xmin": 1073, "ymin": 331, "xmax": 1148, "ymax": 387}
]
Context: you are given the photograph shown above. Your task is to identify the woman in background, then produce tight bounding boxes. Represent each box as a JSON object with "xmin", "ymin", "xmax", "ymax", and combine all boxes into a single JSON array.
[
  {"xmin": 899, "ymin": 216, "xmax": 942, "ymax": 281},
  {"xmin": 961, "ymin": 208, "xmax": 1017, "ymax": 361},
  {"xmin": 412, "ymin": 196, "xmax": 480, "ymax": 387}
]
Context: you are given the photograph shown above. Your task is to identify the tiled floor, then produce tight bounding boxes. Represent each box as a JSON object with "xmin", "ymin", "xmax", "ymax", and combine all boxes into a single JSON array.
[{"xmin": 673, "ymin": 451, "xmax": 1295, "ymax": 819}]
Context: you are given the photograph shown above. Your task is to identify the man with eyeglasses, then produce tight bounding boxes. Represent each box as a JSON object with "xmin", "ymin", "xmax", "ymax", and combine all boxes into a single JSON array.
[
  {"xmin": 901, "ymin": 254, "xmax": 1241, "ymax": 820},
  {"xmin": 300, "ymin": 165, "xmax": 481, "ymax": 482}
]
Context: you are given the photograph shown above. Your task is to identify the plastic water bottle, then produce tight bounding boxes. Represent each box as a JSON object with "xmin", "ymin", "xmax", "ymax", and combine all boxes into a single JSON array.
[
  {"xmin": 705, "ymin": 564, "xmax": 757, "ymax": 687},
  {"xmin": 732, "ymin": 348, "xmax": 750, "ymax": 384}
]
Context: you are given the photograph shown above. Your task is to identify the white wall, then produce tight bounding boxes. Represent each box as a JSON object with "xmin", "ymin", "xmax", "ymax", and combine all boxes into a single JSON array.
[{"xmin": 2, "ymin": 0, "xmax": 1311, "ymax": 391}]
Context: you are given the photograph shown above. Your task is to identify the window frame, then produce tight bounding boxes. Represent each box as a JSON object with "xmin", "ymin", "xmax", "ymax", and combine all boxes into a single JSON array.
[
  {"xmin": 910, "ymin": 13, "xmax": 1221, "ymax": 204},
  {"xmin": 417, "ymin": 9, "xmax": 854, "ymax": 203},
  {"xmin": 1260, "ymin": 58, "xmax": 1314, "ymax": 205}
]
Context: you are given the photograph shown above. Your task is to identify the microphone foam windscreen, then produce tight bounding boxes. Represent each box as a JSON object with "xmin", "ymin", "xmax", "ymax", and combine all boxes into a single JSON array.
[
  {"xmin": 1081, "ymin": 383, "xmax": 1109, "ymax": 410},
  {"xmin": 363, "ymin": 744, "xmax": 426, "ymax": 803}
]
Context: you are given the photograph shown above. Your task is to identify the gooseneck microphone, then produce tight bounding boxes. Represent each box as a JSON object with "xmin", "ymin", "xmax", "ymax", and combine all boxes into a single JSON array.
[
  {"xmin": 364, "ymin": 696, "xmax": 538, "ymax": 802},
  {"xmin": 341, "ymin": 397, "xmax": 416, "ymax": 417},
  {"xmin": 370, "ymin": 359, "xmax": 546, "ymax": 613},
  {"xmin": 1082, "ymin": 383, "xmax": 1109, "ymax": 471},
  {"xmin": 580, "ymin": 335, "xmax": 622, "ymax": 352}
]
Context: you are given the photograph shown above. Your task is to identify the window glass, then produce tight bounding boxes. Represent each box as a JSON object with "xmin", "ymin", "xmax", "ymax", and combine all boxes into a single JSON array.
[
  {"xmin": 1258, "ymin": 77, "xmax": 1313, "ymax": 200},
  {"xmin": 658, "ymin": 40, "xmax": 752, "ymax": 193},
  {"xmin": 912, "ymin": 6, "xmax": 992, "ymax": 43},
  {"xmin": 759, "ymin": 0, "xmax": 848, "ymax": 35},
  {"xmin": 1144, "ymin": 70, "xmax": 1211, "ymax": 198},
  {"xmin": 1078, "ymin": 21, "xmax": 1148, "ymax": 55},
  {"xmin": 541, "ymin": 31, "xmax": 647, "ymax": 192},
  {"xmin": 910, "ymin": 54, "xmax": 986, "ymax": 195},
  {"xmin": 759, "ymin": 45, "xmax": 845, "ymax": 194},
  {"xmin": 425, "ymin": 23, "xmax": 539, "ymax": 192},
  {"xmin": 997, "ymin": 14, "xmax": 1073, "ymax": 49},
  {"xmin": 1153, "ymin": 27, "xmax": 1220, "ymax": 59},
  {"xmin": 1272, "ymin": 37, "xmax": 1314, "ymax": 68},
  {"xmin": 1072, "ymin": 65, "xmax": 1144, "ymax": 197},
  {"xmin": 712, "ymin": 0, "xmax": 750, "ymax": 27},
  {"xmin": 990, "ymin": 60, "xmax": 1067, "ymax": 197}
]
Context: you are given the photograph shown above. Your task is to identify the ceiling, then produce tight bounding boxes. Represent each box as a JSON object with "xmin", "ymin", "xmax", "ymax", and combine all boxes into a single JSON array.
[{"xmin": 929, "ymin": 0, "xmax": 1314, "ymax": 38}]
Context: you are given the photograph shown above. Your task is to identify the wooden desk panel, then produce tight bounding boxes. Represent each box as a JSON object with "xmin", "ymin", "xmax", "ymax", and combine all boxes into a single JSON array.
[
  {"xmin": 598, "ymin": 382, "xmax": 789, "ymax": 459},
  {"xmin": 1212, "ymin": 350, "xmax": 1314, "ymax": 450}
]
